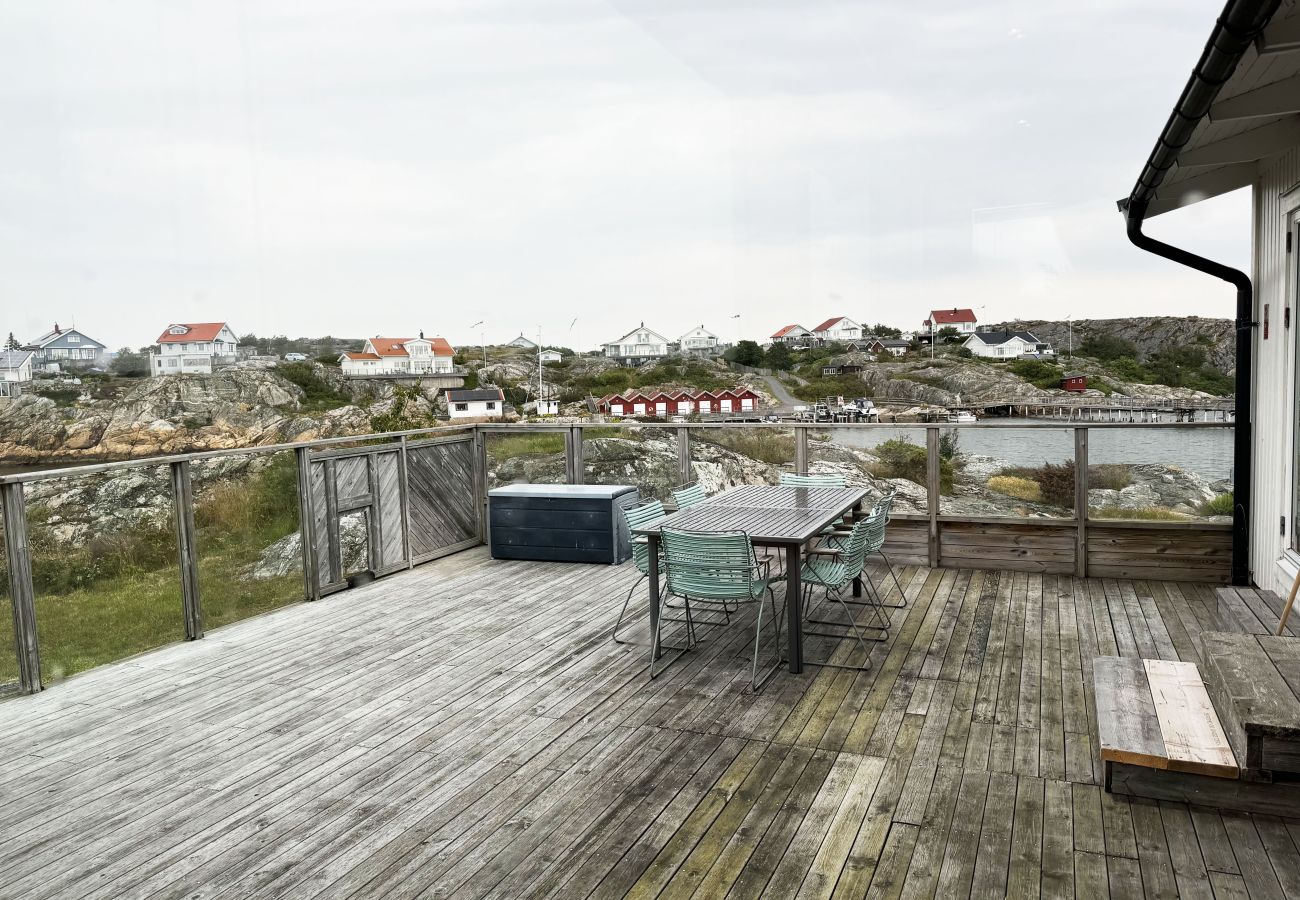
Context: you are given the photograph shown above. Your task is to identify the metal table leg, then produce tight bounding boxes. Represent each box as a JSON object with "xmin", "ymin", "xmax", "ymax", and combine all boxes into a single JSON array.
[
  {"xmin": 785, "ymin": 542, "xmax": 802, "ymax": 673},
  {"xmin": 647, "ymin": 533, "xmax": 661, "ymax": 659}
]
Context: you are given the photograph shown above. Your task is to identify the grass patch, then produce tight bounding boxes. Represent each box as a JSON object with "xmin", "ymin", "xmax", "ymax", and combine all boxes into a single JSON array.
[
  {"xmin": 1089, "ymin": 505, "xmax": 1186, "ymax": 521},
  {"xmin": 986, "ymin": 475, "xmax": 1042, "ymax": 502},
  {"xmin": 1198, "ymin": 492, "xmax": 1234, "ymax": 517},
  {"xmin": 488, "ymin": 433, "xmax": 566, "ymax": 461},
  {"xmin": 695, "ymin": 429, "xmax": 794, "ymax": 466}
]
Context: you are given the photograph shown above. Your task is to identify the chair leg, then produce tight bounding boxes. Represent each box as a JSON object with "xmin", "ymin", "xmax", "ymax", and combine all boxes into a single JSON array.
[
  {"xmin": 612, "ymin": 573, "xmax": 647, "ymax": 644},
  {"xmin": 648, "ymin": 592, "xmax": 692, "ymax": 680},
  {"xmin": 751, "ymin": 588, "xmax": 784, "ymax": 692},
  {"xmin": 874, "ymin": 551, "xmax": 908, "ymax": 608}
]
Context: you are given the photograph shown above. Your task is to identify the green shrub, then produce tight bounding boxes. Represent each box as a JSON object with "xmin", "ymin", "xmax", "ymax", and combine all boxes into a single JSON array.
[
  {"xmin": 1007, "ymin": 358, "xmax": 1063, "ymax": 390},
  {"xmin": 999, "ymin": 460, "xmax": 1074, "ymax": 508},
  {"xmin": 696, "ymin": 429, "xmax": 794, "ymax": 465},
  {"xmin": 275, "ymin": 362, "xmax": 350, "ymax": 411},
  {"xmin": 1089, "ymin": 505, "xmax": 1185, "ymax": 521},
  {"xmin": 1198, "ymin": 492, "xmax": 1234, "ymax": 517},
  {"xmin": 871, "ymin": 438, "xmax": 953, "ymax": 493}
]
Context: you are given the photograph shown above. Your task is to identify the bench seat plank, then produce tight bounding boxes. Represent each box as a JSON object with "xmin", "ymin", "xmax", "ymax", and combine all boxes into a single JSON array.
[{"xmin": 1143, "ymin": 658, "xmax": 1238, "ymax": 778}]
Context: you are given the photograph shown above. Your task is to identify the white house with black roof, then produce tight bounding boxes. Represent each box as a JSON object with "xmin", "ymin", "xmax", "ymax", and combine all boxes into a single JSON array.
[
  {"xmin": 963, "ymin": 330, "xmax": 1054, "ymax": 359},
  {"xmin": 0, "ymin": 349, "xmax": 34, "ymax": 397},
  {"xmin": 447, "ymin": 387, "xmax": 505, "ymax": 419}
]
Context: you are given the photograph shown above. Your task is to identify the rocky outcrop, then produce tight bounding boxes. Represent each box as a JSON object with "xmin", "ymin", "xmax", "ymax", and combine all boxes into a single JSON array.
[
  {"xmin": 993, "ymin": 316, "xmax": 1235, "ymax": 372},
  {"xmin": 252, "ymin": 512, "xmax": 368, "ymax": 579},
  {"xmin": 0, "ymin": 369, "xmax": 437, "ymax": 463}
]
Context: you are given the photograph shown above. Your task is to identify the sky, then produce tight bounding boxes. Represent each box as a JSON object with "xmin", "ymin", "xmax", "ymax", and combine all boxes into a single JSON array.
[{"xmin": 0, "ymin": 0, "xmax": 1252, "ymax": 353}]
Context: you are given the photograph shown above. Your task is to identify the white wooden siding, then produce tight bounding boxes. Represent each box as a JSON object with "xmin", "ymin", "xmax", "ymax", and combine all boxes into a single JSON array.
[{"xmin": 1251, "ymin": 146, "xmax": 1300, "ymax": 594}]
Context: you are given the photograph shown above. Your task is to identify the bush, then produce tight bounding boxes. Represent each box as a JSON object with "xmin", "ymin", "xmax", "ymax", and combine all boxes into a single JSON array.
[
  {"xmin": 987, "ymin": 475, "xmax": 1042, "ymax": 502},
  {"xmin": 1089, "ymin": 464, "xmax": 1131, "ymax": 490},
  {"xmin": 871, "ymin": 438, "xmax": 953, "ymax": 493},
  {"xmin": 275, "ymin": 362, "xmax": 350, "ymax": 411},
  {"xmin": 1008, "ymin": 358, "xmax": 1063, "ymax": 390},
  {"xmin": 1198, "ymin": 492, "xmax": 1234, "ymax": 517},
  {"xmin": 1080, "ymin": 334, "xmax": 1138, "ymax": 361},
  {"xmin": 999, "ymin": 460, "xmax": 1075, "ymax": 508}
]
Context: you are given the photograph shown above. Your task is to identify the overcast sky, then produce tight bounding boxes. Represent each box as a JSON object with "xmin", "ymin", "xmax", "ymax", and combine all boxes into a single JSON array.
[{"xmin": 0, "ymin": 0, "xmax": 1250, "ymax": 352}]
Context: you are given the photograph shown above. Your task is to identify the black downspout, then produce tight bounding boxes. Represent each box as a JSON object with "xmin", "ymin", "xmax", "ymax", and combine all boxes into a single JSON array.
[{"xmin": 1124, "ymin": 205, "xmax": 1254, "ymax": 586}]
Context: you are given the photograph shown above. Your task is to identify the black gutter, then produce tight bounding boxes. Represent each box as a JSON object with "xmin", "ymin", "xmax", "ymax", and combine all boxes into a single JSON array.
[{"xmin": 1116, "ymin": 0, "xmax": 1279, "ymax": 587}]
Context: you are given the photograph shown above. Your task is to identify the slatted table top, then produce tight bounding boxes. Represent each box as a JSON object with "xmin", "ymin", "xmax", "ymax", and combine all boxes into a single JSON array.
[{"xmin": 634, "ymin": 484, "xmax": 871, "ymax": 543}]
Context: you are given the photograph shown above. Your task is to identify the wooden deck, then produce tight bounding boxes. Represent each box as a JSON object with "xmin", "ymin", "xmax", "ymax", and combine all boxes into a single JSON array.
[{"xmin": 1, "ymin": 548, "xmax": 1298, "ymax": 898}]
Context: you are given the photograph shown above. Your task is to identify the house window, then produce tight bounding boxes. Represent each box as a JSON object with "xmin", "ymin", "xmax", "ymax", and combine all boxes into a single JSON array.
[
  {"xmin": 454, "ymin": 402, "xmax": 468, "ymax": 412},
  {"xmin": 485, "ymin": 402, "xmax": 497, "ymax": 410},
  {"xmin": 68, "ymin": 335, "xmax": 80, "ymax": 343}
]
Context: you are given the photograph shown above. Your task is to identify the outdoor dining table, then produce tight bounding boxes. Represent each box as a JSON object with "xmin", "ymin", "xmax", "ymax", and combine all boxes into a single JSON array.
[{"xmin": 632, "ymin": 484, "xmax": 872, "ymax": 674}]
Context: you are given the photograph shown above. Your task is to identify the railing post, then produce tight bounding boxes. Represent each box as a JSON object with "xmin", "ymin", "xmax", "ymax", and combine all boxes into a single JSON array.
[
  {"xmin": 295, "ymin": 447, "xmax": 320, "ymax": 601},
  {"xmin": 568, "ymin": 426, "xmax": 584, "ymax": 485},
  {"xmin": 169, "ymin": 461, "xmax": 203, "ymax": 640},
  {"xmin": 677, "ymin": 426, "xmax": 692, "ymax": 486},
  {"xmin": 926, "ymin": 426, "xmax": 940, "ymax": 569},
  {"xmin": 473, "ymin": 427, "xmax": 488, "ymax": 544},
  {"xmin": 795, "ymin": 426, "xmax": 809, "ymax": 475},
  {"xmin": 1074, "ymin": 427, "xmax": 1089, "ymax": 579},
  {"xmin": 2, "ymin": 482, "xmax": 41, "ymax": 692},
  {"xmin": 398, "ymin": 435, "xmax": 413, "ymax": 569}
]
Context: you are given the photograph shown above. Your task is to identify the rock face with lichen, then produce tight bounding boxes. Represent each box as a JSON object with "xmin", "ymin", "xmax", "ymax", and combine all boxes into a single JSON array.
[{"xmin": 0, "ymin": 369, "xmax": 440, "ymax": 463}]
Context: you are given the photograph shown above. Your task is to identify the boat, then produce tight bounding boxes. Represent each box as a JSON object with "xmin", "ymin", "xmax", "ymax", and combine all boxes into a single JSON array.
[{"xmin": 947, "ymin": 411, "xmax": 978, "ymax": 423}]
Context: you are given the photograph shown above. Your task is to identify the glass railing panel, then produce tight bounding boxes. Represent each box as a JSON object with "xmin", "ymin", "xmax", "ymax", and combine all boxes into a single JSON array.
[
  {"xmin": 582, "ymin": 425, "xmax": 678, "ymax": 503},
  {"xmin": 485, "ymin": 429, "xmax": 567, "ymax": 487},
  {"xmin": 27, "ymin": 465, "xmax": 183, "ymax": 682},
  {"xmin": 939, "ymin": 425, "xmax": 1076, "ymax": 518},
  {"xmin": 807, "ymin": 425, "xmax": 929, "ymax": 515},
  {"xmin": 1087, "ymin": 424, "xmax": 1234, "ymax": 523},
  {"xmin": 688, "ymin": 425, "xmax": 793, "ymax": 495},
  {"xmin": 193, "ymin": 450, "xmax": 305, "ymax": 630}
]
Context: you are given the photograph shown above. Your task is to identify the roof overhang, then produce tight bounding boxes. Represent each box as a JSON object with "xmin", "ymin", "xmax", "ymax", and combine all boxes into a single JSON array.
[{"xmin": 1120, "ymin": 0, "xmax": 1299, "ymax": 219}]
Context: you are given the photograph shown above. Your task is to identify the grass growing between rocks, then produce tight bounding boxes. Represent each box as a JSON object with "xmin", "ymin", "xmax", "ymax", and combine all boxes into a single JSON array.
[
  {"xmin": 488, "ymin": 433, "xmax": 566, "ymax": 461},
  {"xmin": 987, "ymin": 475, "xmax": 1042, "ymax": 502},
  {"xmin": 1088, "ymin": 505, "xmax": 1186, "ymax": 521},
  {"xmin": 1198, "ymin": 492, "xmax": 1234, "ymax": 517},
  {"xmin": 0, "ymin": 457, "xmax": 304, "ymax": 685},
  {"xmin": 695, "ymin": 429, "xmax": 795, "ymax": 466}
]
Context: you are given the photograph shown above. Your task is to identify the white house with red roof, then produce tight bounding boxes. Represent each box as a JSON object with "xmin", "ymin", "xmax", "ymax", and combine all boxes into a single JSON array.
[
  {"xmin": 922, "ymin": 308, "xmax": 979, "ymax": 339},
  {"xmin": 770, "ymin": 324, "xmax": 813, "ymax": 347},
  {"xmin": 810, "ymin": 316, "xmax": 863, "ymax": 344},
  {"xmin": 151, "ymin": 322, "xmax": 239, "ymax": 375},
  {"xmin": 339, "ymin": 333, "xmax": 456, "ymax": 377}
]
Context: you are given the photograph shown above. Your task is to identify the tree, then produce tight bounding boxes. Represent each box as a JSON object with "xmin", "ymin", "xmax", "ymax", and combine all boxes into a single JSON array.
[
  {"xmin": 728, "ymin": 340, "xmax": 766, "ymax": 367},
  {"xmin": 937, "ymin": 326, "xmax": 960, "ymax": 343},
  {"xmin": 4, "ymin": 332, "xmax": 19, "ymax": 351},
  {"xmin": 110, "ymin": 346, "xmax": 150, "ymax": 377},
  {"xmin": 870, "ymin": 323, "xmax": 902, "ymax": 337},
  {"xmin": 764, "ymin": 342, "xmax": 792, "ymax": 370}
]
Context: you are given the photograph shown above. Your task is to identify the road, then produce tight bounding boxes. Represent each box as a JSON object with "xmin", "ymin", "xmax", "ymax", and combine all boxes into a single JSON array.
[{"xmin": 759, "ymin": 375, "xmax": 803, "ymax": 410}]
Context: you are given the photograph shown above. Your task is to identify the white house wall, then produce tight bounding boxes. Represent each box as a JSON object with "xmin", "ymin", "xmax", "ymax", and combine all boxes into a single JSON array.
[{"xmin": 1250, "ymin": 145, "xmax": 1300, "ymax": 595}]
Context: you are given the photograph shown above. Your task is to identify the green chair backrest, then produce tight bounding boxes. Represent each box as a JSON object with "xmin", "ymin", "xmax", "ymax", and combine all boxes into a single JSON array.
[
  {"xmin": 780, "ymin": 473, "xmax": 846, "ymax": 488},
  {"xmin": 660, "ymin": 528, "xmax": 759, "ymax": 601},
  {"xmin": 672, "ymin": 483, "xmax": 709, "ymax": 510},
  {"xmin": 872, "ymin": 487, "xmax": 898, "ymax": 522},
  {"xmin": 622, "ymin": 500, "xmax": 665, "ymax": 574},
  {"xmin": 838, "ymin": 506, "xmax": 889, "ymax": 578}
]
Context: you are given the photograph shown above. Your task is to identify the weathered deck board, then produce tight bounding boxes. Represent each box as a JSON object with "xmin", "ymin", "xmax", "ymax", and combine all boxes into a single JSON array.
[{"xmin": 0, "ymin": 547, "xmax": 1297, "ymax": 898}]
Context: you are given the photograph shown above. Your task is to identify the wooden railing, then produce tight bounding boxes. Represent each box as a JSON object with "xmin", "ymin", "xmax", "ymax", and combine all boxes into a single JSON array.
[{"xmin": 0, "ymin": 420, "xmax": 1233, "ymax": 696}]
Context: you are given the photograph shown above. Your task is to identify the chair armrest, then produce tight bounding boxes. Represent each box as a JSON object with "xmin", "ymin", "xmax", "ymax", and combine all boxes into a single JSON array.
[{"xmin": 807, "ymin": 547, "xmax": 841, "ymax": 557}]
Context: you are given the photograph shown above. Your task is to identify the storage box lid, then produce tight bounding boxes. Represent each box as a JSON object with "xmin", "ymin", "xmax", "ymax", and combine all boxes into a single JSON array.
[{"xmin": 488, "ymin": 483, "xmax": 638, "ymax": 500}]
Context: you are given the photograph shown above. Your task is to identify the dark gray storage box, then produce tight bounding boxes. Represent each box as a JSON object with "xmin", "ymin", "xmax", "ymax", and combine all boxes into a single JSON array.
[{"xmin": 488, "ymin": 484, "xmax": 640, "ymax": 564}]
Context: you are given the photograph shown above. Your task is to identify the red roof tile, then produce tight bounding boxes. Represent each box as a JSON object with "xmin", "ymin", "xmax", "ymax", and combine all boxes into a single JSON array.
[
  {"xmin": 429, "ymin": 337, "xmax": 456, "ymax": 357},
  {"xmin": 157, "ymin": 323, "xmax": 230, "ymax": 343},
  {"xmin": 771, "ymin": 324, "xmax": 805, "ymax": 338},
  {"xmin": 811, "ymin": 316, "xmax": 846, "ymax": 333}
]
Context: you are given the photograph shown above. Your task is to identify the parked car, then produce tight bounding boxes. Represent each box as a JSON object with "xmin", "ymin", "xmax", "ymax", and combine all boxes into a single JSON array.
[{"xmin": 284, "ymin": 352, "xmax": 308, "ymax": 362}]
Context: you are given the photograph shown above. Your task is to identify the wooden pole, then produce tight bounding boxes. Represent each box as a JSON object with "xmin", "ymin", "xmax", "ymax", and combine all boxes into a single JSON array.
[
  {"xmin": 1, "ymin": 482, "xmax": 41, "ymax": 692},
  {"xmin": 169, "ymin": 461, "xmax": 204, "ymax": 640},
  {"xmin": 1074, "ymin": 428, "xmax": 1089, "ymax": 579},
  {"xmin": 926, "ymin": 426, "xmax": 940, "ymax": 568}
]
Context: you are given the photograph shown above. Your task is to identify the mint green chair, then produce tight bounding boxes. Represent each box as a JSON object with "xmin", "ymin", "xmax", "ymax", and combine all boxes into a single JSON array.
[
  {"xmin": 779, "ymin": 472, "xmax": 846, "ymax": 488},
  {"xmin": 800, "ymin": 507, "xmax": 890, "ymax": 671},
  {"xmin": 655, "ymin": 528, "xmax": 785, "ymax": 690},
  {"xmin": 671, "ymin": 483, "xmax": 709, "ymax": 510},
  {"xmin": 612, "ymin": 500, "xmax": 667, "ymax": 644}
]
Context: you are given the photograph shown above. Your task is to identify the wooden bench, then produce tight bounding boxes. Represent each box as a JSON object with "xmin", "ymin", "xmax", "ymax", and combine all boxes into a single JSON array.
[{"xmin": 1094, "ymin": 656, "xmax": 1238, "ymax": 782}]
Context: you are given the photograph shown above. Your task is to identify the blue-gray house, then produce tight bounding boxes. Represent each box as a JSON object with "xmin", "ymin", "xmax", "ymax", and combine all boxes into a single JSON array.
[{"xmin": 25, "ymin": 324, "xmax": 107, "ymax": 371}]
